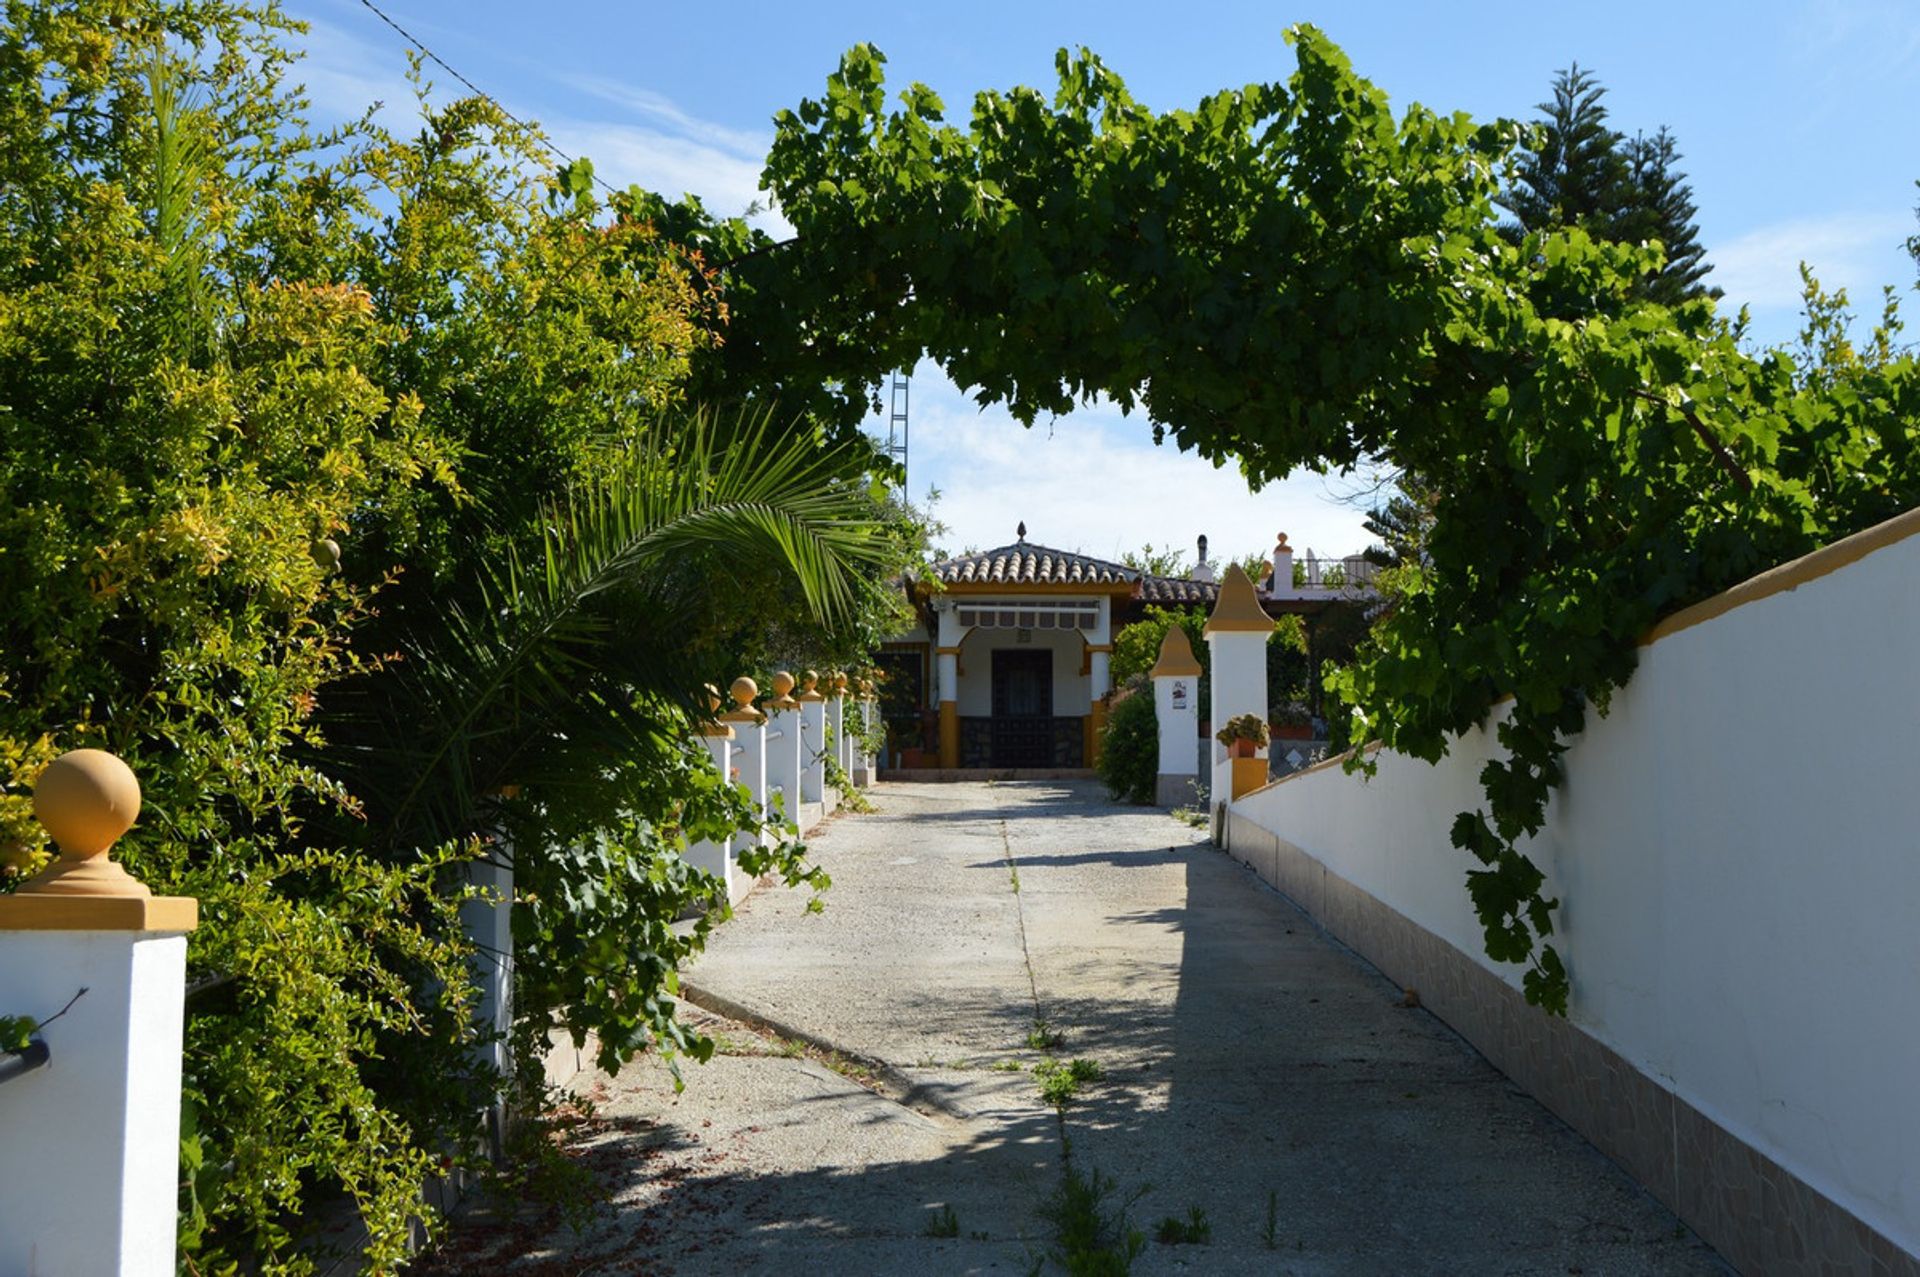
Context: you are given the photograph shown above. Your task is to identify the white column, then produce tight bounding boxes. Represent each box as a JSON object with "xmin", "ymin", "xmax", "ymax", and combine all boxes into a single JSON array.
[
  {"xmin": 686, "ymin": 719, "xmax": 736, "ymax": 890},
  {"xmin": 1150, "ymin": 627, "xmax": 1202, "ymax": 807},
  {"xmin": 1271, "ymin": 533, "xmax": 1297, "ymax": 600},
  {"xmin": 936, "ymin": 603, "xmax": 964, "ymax": 768},
  {"xmin": 460, "ymin": 838, "xmax": 513, "ymax": 1155},
  {"xmin": 825, "ymin": 677, "xmax": 846, "ymax": 793},
  {"xmin": 763, "ymin": 672, "xmax": 803, "ymax": 832},
  {"xmin": 0, "ymin": 750, "xmax": 197, "ymax": 1277},
  {"xmin": 721, "ymin": 677, "xmax": 767, "ymax": 905},
  {"xmin": 798, "ymin": 672, "xmax": 826, "ymax": 806},
  {"xmin": 1203, "ymin": 564, "xmax": 1276, "ymax": 823}
]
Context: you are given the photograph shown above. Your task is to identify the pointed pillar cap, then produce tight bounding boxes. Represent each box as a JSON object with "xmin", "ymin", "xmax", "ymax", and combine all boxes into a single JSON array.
[
  {"xmin": 1150, "ymin": 626, "xmax": 1204, "ymax": 678},
  {"xmin": 1203, "ymin": 562, "xmax": 1276, "ymax": 635}
]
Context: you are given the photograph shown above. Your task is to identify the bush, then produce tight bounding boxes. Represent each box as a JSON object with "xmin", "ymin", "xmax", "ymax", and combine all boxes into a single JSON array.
[{"xmin": 1098, "ymin": 691, "xmax": 1158, "ymax": 805}]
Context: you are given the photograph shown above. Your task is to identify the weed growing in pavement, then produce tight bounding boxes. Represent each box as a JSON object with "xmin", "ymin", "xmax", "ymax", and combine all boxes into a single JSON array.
[
  {"xmin": 991, "ymin": 1058, "xmax": 1025, "ymax": 1073},
  {"xmin": 1261, "ymin": 1189, "xmax": 1279, "ymax": 1249},
  {"xmin": 1153, "ymin": 1206, "xmax": 1211, "ymax": 1245},
  {"xmin": 1026, "ymin": 1019, "xmax": 1065, "ymax": 1051},
  {"xmin": 924, "ymin": 1203, "xmax": 961, "ymax": 1238},
  {"xmin": 1009, "ymin": 864, "xmax": 1022, "ymax": 893},
  {"xmin": 1034, "ymin": 1057, "xmax": 1104, "ymax": 1107},
  {"xmin": 1028, "ymin": 1163, "xmax": 1147, "ymax": 1275}
]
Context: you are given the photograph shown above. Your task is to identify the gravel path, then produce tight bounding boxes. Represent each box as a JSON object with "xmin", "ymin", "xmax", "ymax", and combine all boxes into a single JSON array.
[{"xmin": 422, "ymin": 780, "xmax": 1726, "ymax": 1275}]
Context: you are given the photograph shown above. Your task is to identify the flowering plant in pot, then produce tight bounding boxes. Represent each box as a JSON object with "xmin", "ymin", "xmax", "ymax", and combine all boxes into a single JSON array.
[
  {"xmin": 1215, "ymin": 713, "xmax": 1269, "ymax": 758},
  {"xmin": 1271, "ymin": 700, "xmax": 1314, "ymax": 741}
]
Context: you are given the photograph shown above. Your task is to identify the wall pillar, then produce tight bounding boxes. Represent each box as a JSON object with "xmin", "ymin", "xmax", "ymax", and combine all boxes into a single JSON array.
[
  {"xmin": 763, "ymin": 672, "xmax": 803, "ymax": 832},
  {"xmin": 720, "ymin": 677, "xmax": 767, "ymax": 904},
  {"xmin": 1204, "ymin": 563, "xmax": 1276, "ymax": 831},
  {"xmin": 1150, "ymin": 627, "xmax": 1203, "ymax": 806},
  {"xmin": 797, "ymin": 672, "xmax": 826, "ymax": 807},
  {"xmin": 824, "ymin": 673, "xmax": 845, "ymax": 798},
  {"xmin": 460, "ymin": 833, "xmax": 513, "ymax": 1156},
  {"xmin": 0, "ymin": 749, "xmax": 198, "ymax": 1277},
  {"xmin": 936, "ymin": 602, "xmax": 963, "ymax": 768},
  {"xmin": 687, "ymin": 687, "xmax": 737, "ymax": 890}
]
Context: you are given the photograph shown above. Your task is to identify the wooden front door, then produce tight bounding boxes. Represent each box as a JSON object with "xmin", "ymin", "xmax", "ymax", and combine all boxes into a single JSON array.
[{"xmin": 990, "ymin": 649, "xmax": 1053, "ymax": 767}]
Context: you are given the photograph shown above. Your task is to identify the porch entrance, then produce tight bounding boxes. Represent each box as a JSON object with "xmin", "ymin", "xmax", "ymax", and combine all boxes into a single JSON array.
[{"xmin": 990, "ymin": 649, "xmax": 1053, "ymax": 767}]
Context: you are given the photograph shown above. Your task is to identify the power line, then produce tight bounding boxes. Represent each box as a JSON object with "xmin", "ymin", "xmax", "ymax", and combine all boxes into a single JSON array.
[{"xmin": 353, "ymin": 0, "xmax": 620, "ymax": 197}]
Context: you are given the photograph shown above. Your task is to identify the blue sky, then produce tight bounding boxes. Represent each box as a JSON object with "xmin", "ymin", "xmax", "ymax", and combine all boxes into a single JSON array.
[{"xmin": 289, "ymin": 0, "xmax": 1920, "ymax": 563}]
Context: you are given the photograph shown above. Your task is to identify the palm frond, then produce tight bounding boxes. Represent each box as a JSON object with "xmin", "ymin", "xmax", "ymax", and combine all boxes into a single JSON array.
[{"xmin": 321, "ymin": 405, "xmax": 896, "ymax": 853}]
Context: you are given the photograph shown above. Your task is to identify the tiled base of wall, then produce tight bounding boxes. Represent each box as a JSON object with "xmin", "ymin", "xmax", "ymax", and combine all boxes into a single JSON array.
[{"xmin": 1225, "ymin": 812, "xmax": 1920, "ymax": 1277}]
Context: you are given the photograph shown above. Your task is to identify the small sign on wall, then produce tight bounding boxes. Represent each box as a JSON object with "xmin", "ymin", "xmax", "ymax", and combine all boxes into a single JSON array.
[
  {"xmin": 1015, "ymin": 628, "xmax": 1033, "ymax": 644},
  {"xmin": 1171, "ymin": 681, "xmax": 1189, "ymax": 709}
]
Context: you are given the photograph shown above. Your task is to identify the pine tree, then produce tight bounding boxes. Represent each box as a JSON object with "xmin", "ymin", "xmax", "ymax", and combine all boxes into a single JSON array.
[
  {"xmin": 1618, "ymin": 127, "xmax": 1721, "ymax": 304},
  {"xmin": 1501, "ymin": 65, "xmax": 1628, "ymax": 239},
  {"xmin": 1501, "ymin": 66, "xmax": 1718, "ymax": 305}
]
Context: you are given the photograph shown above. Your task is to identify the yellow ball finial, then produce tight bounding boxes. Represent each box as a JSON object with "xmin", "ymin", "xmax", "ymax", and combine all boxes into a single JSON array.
[
  {"xmin": 730, "ymin": 676, "xmax": 759, "ymax": 707},
  {"xmin": 772, "ymin": 671, "xmax": 795, "ymax": 697},
  {"xmin": 20, "ymin": 748, "xmax": 151, "ymax": 898}
]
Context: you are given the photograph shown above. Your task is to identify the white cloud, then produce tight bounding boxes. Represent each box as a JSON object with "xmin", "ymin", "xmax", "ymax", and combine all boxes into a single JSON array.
[
  {"xmin": 546, "ymin": 117, "xmax": 787, "ymax": 232},
  {"xmin": 291, "ymin": 14, "xmax": 428, "ymax": 126},
  {"xmin": 1711, "ymin": 211, "xmax": 1912, "ymax": 314},
  {"xmin": 565, "ymin": 76, "xmax": 771, "ymax": 161},
  {"xmin": 894, "ymin": 372, "xmax": 1374, "ymax": 566}
]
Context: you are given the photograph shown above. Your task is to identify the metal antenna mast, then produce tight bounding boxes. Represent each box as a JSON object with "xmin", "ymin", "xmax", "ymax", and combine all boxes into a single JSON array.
[{"xmin": 885, "ymin": 370, "xmax": 910, "ymax": 496}]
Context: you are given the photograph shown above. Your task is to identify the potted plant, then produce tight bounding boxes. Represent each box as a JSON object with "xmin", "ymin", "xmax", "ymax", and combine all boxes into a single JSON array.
[
  {"xmin": 1215, "ymin": 713, "xmax": 1269, "ymax": 758},
  {"xmin": 1271, "ymin": 700, "xmax": 1314, "ymax": 741}
]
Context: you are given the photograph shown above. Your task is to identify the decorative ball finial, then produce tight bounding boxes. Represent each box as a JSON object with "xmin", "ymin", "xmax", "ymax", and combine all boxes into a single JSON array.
[
  {"xmin": 730, "ymin": 676, "xmax": 759, "ymax": 707},
  {"xmin": 704, "ymin": 683, "xmax": 723, "ymax": 714},
  {"xmin": 772, "ymin": 671, "xmax": 795, "ymax": 696},
  {"xmin": 1017, "ymin": 521, "xmax": 1027, "ymax": 542},
  {"xmin": 20, "ymin": 748, "xmax": 150, "ymax": 898},
  {"xmin": 1275, "ymin": 532, "xmax": 1290, "ymax": 551},
  {"xmin": 802, "ymin": 670, "xmax": 819, "ymax": 692}
]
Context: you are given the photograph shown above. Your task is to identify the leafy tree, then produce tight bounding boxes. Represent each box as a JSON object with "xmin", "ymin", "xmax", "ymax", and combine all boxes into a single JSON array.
[
  {"xmin": 1096, "ymin": 690, "xmax": 1158, "ymax": 805},
  {"xmin": 1121, "ymin": 543, "xmax": 1190, "ymax": 577},
  {"xmin": 0, "ymin": 3, "xmax": 910, "ymax": 1268},
  {"xmin": 1363, "ymin": 470, "xmax": 1440, "ymax": 567},
  {"xmin": 663, "ymin": 27, "xmax": 1920, "ymax": 1018},
  {"xmin": 1501, "ymin": 65, "xmax": 1717, "ymax": 306}
]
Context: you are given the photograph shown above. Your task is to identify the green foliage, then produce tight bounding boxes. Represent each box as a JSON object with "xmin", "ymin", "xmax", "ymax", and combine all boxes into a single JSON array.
[
  {"xmin": 1215, "ymin": 714, "xmax": 1269, "ymax": 748},
  {"xmin": 1033, "ymin": 1056, "xmax": 1104, "ymax": 1106},
  {"xmin": 1095, "ymin": 692, "xmax": 1157, "ymax": 806},
  {"xmin": 713, "ymin": 27, "xmax": 1920, "ymax": 1019},
  {"xmin": 924, "ymin": 1203, "xmax": 961, "ymax": 1238},
  {"xmin": 1501, "ymin": 65, "xmax": 1717, "ymax": 305},
  {"xmin": 1031, "ymin": 1164, "xmax": 1148, "ymax": 1276},
  {"xmin": 0, "ymin": 4, "xmax": 897, "ymax": 1269},
  {"xmin": 1109, "ymin": 607, "xmax": 1206, "ymax": 687},
  {"xmin": 1153, "ymin": 1206, "xmax": 1212, "ymax": 1246}
]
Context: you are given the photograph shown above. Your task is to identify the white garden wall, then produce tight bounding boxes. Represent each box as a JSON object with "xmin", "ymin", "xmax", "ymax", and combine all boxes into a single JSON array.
[{"xmin": 1232, "ymin": 510, "xmax": 1920, "ymax": 1266}]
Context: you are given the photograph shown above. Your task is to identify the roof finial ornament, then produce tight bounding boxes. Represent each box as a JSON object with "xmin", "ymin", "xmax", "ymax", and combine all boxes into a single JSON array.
[{"xmin": 1016, "ymin": 521, "xmax": 1027, "ymax": 542}]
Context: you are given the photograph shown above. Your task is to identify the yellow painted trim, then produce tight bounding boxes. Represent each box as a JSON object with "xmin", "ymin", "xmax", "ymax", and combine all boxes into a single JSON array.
[
  {"xmin": 695, "ymin": 723, "xmax": 735, "ymax": 738},
  {"xmin": 1641, "ymin": 503, "xmax": 1920, "ymax": 647},
  {"xmin": 719, "ymin": 709, "xmax": 766, "ymax": 724},
  {"xmin": 935, "ymin": 645, "xmax": 964, "ymax": 655},
  {"xmin": 1203, "ymin": 563, "xmax": 1276, "ymax": 635},
  {"xmin": 1084, "ymin": 643, "xmax": 1113, "ymax": 654},
  {"xmin": 1148, "ymin": 626, "xmax": 1203, "ymax": 678},
  {"xmin": 1230, "ymin": 756, "xmax": 1269, "ymax": 800},
  {"xmin": 938, "ymin": 700, "xmax": 959, "ymax": 768},
  {"xmin": 1089, "ymin": 700, "xmax": 1109, "ymax": 767},
  {"xmin": 0, "ymin": 894, "xmax": 198, "ymax": 932}
]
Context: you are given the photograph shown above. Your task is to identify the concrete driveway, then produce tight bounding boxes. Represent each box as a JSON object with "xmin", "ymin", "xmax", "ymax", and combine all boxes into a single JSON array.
[{"xmin": 424, "ymin": 780, "xmax": 1726, "ymax": 1275}]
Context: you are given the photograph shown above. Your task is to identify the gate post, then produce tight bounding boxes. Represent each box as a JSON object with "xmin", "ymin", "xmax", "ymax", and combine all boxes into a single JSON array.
[
  {"xmin": 763, "ymin": 672, "xmax": 803, "ymax": 833},
  {"xmin": 1150, "ymin": 626, "xmax": 1203, "ymax": 806},
  {"xmin": 797, "ymin": 671, "xmax": 826, "ymax": 810},
  {"xmin": 721, "ymin": 677, "xmax": 767, "ymax": 905},
  {"xmin": 825, "ymin": 672, "xmax": 846, "ymax": 798},
  {"xmin": 0, "ymin": 749, "xmax": 198, "ymax": 1277},
  {"xmin": 686, "ymin": 686, "xmax": 737, "ymax": 891},
  {"xmin": 1203, "ymin": 564, "xmax": 1275, "ymax": 830}
]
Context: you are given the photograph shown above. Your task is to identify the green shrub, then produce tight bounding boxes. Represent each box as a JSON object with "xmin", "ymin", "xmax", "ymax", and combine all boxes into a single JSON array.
[{"xmin": 1097, "ymin": 691, "xmax": 1158, "ymax": 805}]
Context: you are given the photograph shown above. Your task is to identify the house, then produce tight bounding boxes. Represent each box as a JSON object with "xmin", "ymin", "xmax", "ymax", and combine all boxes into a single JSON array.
[{"xmin": 878, "ymin": 524, "xmax": 1379, "ymax": 771}]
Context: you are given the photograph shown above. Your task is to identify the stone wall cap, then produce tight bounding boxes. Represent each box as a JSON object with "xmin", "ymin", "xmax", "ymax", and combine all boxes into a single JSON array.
[{"xmin": 0, "ymin": 894, "xmax": 198, "ymax": 933}]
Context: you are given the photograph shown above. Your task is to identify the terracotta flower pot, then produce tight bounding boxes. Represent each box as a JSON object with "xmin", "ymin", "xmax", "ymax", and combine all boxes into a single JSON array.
[{"xmin": 1229, "ymin": 737, "xmax": 1259, "ymax": 759}]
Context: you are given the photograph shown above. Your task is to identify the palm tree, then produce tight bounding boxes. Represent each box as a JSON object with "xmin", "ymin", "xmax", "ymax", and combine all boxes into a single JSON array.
[{"xmin": 318, "ymin": 405, "xmax": 898, "ymax": 857}]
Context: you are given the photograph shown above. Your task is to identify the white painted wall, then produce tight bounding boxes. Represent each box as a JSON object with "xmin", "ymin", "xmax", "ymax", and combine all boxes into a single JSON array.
[
  {"xmin": 1234, "ymin": 525, "xmax": 1920, "ymax": 1255},
  {"xmin": 954, "ymin": 627, "xmax": 1092, "ymax": 717}
]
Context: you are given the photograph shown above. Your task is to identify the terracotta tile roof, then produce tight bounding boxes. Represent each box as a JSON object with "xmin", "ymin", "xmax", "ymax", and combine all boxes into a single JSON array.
[
  {"xmin": 932, "ymin": 542, "xmax": 1138, "ymax": 587},
  {"xmin": 1138, "ymin": 574, "xmax": 1218, "ymax": 605}
]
